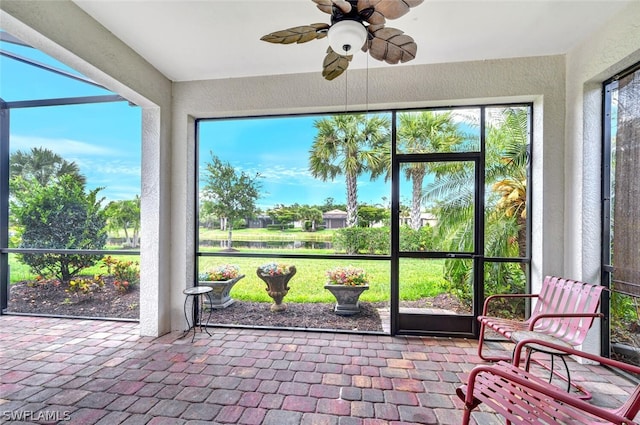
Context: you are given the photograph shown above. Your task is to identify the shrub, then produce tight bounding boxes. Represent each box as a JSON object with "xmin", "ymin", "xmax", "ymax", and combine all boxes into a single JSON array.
[
  {"xmin": 67, "ymin": 275, "xmax": 105, "ymax": 298},
  {"xmin": 102, "ymin": 256, "xmax": 140, "ymax": 293},
  {"xmin": 10, "ymin": 175, "xmax": 108, "ymax": 284},
  {"xmin": 266, "ymin": 224, "xmax": 294, "ymax": 230},
  {"xmin": 399, "ymin": 225, "xmax": 435, "ymax": 251},
  {"xmin": 232, "ymin": 218, "xmax": 247, "ymax": 229},
  {"xmin": 332, "ymin": 227, "xmax": 390, "ymax": 254},
  {"xmin": 611, "ymin": 291, "xmax": 638, "ymax": 329},
  {"xmin": 443, "ymin": 260, "xmax": 526, "ymax": 314},
  {"xmin": 365, "ymin": 227, "xmax": 389, "ymax": 254}
]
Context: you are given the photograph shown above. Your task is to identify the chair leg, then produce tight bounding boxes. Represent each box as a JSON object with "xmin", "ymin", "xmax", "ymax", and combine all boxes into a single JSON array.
[
  {"xmin": 477, "ymin": 323, "xmax": 488, "ymax": 359},
  {"xmin": 462, "ymin": 406, "xmax": 472, "ymax": 425},
  {"xmin": 529, "ymin": 355, "xmax": 591, "ymax": 400},
  {"xmin": 559, "ymin": 355, "xmax": 571, "ymax": 393},
  {"xmin": 477, "ymin": 323, "xmax": 511, "ymax": 362}
]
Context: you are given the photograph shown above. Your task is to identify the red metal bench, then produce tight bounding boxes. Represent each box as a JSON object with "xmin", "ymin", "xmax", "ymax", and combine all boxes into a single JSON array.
[
  {"xmin": 458, "ymin": 338, "xmax": 640, "ymax": 425},
  {"xmin": 477, "ymin": 275, "xmax": 605, "ymax": 362}
]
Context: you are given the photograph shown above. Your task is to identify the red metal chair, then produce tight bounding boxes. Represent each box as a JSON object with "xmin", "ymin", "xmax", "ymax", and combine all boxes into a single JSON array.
[
  {"xmin": 477, "ymin": 275, "xmax": 605, "ymax": 362},
  {"xmin": 458, "ymin": 338, "xmax": 640, "ymax": 425}
]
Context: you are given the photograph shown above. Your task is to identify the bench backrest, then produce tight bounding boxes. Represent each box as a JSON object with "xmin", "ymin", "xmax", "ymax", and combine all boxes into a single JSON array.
[{"xmin": 530, "ymin": 276, "xmax": 604, "ymax": 346}]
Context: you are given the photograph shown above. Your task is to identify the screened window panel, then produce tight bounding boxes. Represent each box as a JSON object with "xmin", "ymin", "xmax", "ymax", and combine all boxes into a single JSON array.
[{"xmin": 612, "ymin": 69, "xmax": 640, "ymax": 296}]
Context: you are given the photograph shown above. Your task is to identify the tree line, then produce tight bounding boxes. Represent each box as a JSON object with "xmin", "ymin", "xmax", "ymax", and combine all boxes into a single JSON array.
[
  {"xmin": 9, "ymin": 147, "xmax": 140, "ymax": 284},
  {"xmin": 7, "ymin": 108, "xmax": 529, "ymax": 295},
  {"xmin": 200, "ymin": 108, "xmax": 530, "ymax": 300}
]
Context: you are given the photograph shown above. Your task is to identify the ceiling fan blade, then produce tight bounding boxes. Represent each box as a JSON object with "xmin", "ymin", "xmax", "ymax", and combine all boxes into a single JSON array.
[
  {"xmin": 322, "ymin": 47, "xmax": 353, "ymax": 81},
  {"xmin": 313, "ymin": 0, "xmax": 353, "ymax": 14},
  {"xmin": 260, "ymin": 24, "xmax": 330, "ymax": 44},
  {"xmin": 357, "ymin": 0, "xmax": 385, "ymax": 24},
  {"xmin": 367, "ymin": 27, "xmax": 417, "ymax": 64},
  {"xmin": 332, "ymin": 0, "xmax": 353, "ymax": 14},
  {"xmin": 312, "ymin": 0, "xmax": 334, "ymax": 14},
  {"xmin": 358, "ymin": 0, "xmax": 423, "ymax": 23}
]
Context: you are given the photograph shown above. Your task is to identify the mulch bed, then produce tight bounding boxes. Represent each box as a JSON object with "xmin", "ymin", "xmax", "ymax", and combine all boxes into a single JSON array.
[
  {"xmin": 6, "ymin": 279, "xmax": 468, "ymax": 333},
  {"xmin": 6, "ymin": 278, "xmax": 139, "ymax": 320},
  {"xmin": 207, "ymin": 301, "xmax": 385, "ymax": 332}
]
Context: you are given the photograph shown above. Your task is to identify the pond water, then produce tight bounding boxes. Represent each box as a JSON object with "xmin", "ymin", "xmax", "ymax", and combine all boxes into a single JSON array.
[{"xmin": 199, "ymin": 240, "xmax": 333, "ymax": 250}]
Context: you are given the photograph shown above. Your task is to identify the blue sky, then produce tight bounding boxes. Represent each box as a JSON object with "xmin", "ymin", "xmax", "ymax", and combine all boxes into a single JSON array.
[
  {"xmin": 2, "ymin": 35, "xmax": 392, "ymax": 209},
  {"xmin": 1, "ymin": 37, "xmax": 142, "ymax": 202},
  {"xmin": 199, "ymin": 116, "xmax": 391, "ymax": 210}
]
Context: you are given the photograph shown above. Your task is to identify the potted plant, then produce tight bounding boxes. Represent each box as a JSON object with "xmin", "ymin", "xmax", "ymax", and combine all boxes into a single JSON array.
[
  {"xmin": 256, "ymin": 262, "xmax": 296, "ymax": 312},
  {"xmin": 198, "ymin": 264, "xmax": 244, "ymax": 309},
  {"xmin": 324, "ymin": 265, "xmax": 370, "ymax": 316}
]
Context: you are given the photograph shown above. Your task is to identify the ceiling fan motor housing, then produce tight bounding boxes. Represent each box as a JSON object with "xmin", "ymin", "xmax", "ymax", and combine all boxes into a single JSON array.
[
  {"xmin": 259, "ymin": 0, "xmax": 421, "ymax": 80},
  {"xmin": 328, "ymin": 1, "xmax": 371, "ymax": 55}
]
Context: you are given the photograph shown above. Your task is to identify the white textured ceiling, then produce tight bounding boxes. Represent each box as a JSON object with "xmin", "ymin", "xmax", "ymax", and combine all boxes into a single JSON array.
[{"xmin": 72, "ymin": 0, "xmax": 632, "ymax": 82}]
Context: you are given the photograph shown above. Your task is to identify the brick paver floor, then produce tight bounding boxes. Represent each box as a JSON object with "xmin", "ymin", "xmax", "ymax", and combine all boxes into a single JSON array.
[{"xmin": 0, "ymin": 316, "xmax": 637, "ymax": 424}]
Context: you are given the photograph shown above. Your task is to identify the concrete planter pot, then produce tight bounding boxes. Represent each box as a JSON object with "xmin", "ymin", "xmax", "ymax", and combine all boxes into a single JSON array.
[
  {"xmin": 257, "ymin": 266, "xmax": 296, "ymax": 312},
  {"xmin": 199, "ymin": 275, "xmax": 244, "ymax": 309},
  {"xmin": 324, "ymin": 284, "xmax": 369, "ymax": 316}
]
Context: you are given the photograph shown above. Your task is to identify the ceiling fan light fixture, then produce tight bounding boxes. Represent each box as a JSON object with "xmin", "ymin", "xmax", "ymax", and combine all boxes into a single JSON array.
[
  {"xmin": 259, "ymin": 0, "xmax": 422, "ymax": 80},
  {"xmin": 327, "ymin": 20, "xmax": 367, "ymax": 56}
]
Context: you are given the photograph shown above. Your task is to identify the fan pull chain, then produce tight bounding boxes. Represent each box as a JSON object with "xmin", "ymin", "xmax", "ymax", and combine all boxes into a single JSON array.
[
  {"xmin": 344, "ymin": 68, "xmax": 349, "ymax": 113},
  {"xmin": 365, "ymin": 53, "xmax": 370, "ymax": 142},
  {"xmin": 344, "ymin": 68, "xmax": 349, "ymax": 143},
  {"xmin": 366, "ymin": 52, "xmax": 369, "ymax": 117}
]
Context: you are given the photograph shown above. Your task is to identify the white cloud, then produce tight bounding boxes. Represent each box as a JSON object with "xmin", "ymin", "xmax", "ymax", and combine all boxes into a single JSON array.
[
  {"xmin": 98, "ymin": 185, "xmax": 141, "ymax": 202},
  {"xmin": 10, "ymin": 135, "xmax": 121, "ymax": 157},
  {"xmin": 244, "ymin": 164, "xmax": 311, "ymax": 182},
  {"xmin": 77, "ymin": 158, "xmax": 141, "ymax": 176},
  {"xmin": 10, "ymin": 135, "xmax": 141, "ymax": 202}
]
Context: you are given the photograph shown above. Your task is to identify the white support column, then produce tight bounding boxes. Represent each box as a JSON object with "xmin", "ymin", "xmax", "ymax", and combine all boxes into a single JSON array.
[{"xmin": 139, "ymin": 107, "xmax": 173, "ymax": 336}]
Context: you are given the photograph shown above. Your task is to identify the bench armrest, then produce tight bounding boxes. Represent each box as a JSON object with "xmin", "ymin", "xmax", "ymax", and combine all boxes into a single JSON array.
[
  {"xmin": 527, "ymin": 312, "xmax": 604, "ymax": 330},
  {"xmin": 512, "ymin": 337, "xmax": 640, "ymax": 420},
  {"xmin": 512, "ymin": 337, "xmax": 640, "ymax": 375},
  {"xmin": 481, "ymin": 293, "xmax": 538, "ymax": 316},
  {"xmin": 461, "ymin": 361, "xmax": 638, "ymax": 424}
]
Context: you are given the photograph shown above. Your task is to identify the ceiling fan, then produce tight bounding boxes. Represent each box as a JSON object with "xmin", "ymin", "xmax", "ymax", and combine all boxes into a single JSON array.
[{"xmin": 260, "ymin": 0, "xmax": 424, "ymax": 81}]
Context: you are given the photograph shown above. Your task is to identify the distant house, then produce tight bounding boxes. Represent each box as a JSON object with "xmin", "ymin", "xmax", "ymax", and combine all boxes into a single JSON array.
[
  {"xmin": 323, "ymin": 209, "xmax": 347, "ymax": 229},
  {"xmin": 247, "ymin": 215, "xmax": 275, "ymax": 228},
  {"xmin": 399, "ymin": 212, "xmax": 438, "ymax": 228},
  {"xmin": 323, "ymin": 209, "xmax": 438, "ymax": 229}
]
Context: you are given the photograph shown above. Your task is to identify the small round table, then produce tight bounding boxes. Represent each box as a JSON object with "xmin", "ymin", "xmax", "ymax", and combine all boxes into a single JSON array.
[
  {"xmin": 182, "ymin": 286, "xmax": 214, "ymax": 342},
  {"xmin": 510, "ymin": 331, "xmax": 573, "ymax": 392}
]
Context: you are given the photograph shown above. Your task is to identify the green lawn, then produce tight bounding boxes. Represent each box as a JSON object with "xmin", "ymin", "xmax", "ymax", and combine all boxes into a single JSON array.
[
  {"xmin": 7, "ymin": 252, "xmax": 140, "ymax": 284},
  {"xmin": 199, "ymin": 256, "xmax": 447, "ymax": 303},
  {"xmin": 8, "ymin": 225, "xmax": 449, "ymax": 303},
  {"xmin": 199, "ymin": 227, "xmax": 335, "ymax": 242},
  {"xmin": 9, "ymin": 252, "xmax": 448, "ymax": 303}
]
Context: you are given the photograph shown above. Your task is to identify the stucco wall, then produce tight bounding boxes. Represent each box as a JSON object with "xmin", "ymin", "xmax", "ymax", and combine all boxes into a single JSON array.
[
  {"xmin": 5, "ymin": 0, "xmax": 638, "ymax": 341},
  {"xmin": 565, "ymin": 1, "xmax": 640, "ymax": 283},
  {"xmin": 0, "ymin": 0, "xmax": 174, "ymax": 336},
  {"xmin": 172, "ymin": 55, "xmax": 567, "ymax": 330},
  {"xmin": 564, "ymin": 1, "xmax": 640, "ymax": 354}
]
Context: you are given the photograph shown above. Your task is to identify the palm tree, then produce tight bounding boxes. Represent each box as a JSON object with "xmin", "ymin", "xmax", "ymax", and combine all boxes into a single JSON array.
[
  {"xmin": 424, "ymin": 108, "xmax": 530, "ymax": 299},
  {"xmin": 10, "ymin": 147, "xmax": 86, "ymax": 187},
  {"xmin": 486, "ymin": 108, "xmax": 529, "ymax": 260},
  {"xmin": 426, "ymin": 108, "xmax": 529, "ymax": 253},
  {"xmin": 309, "ymin": 114, "xmax": 390, "ymax": 227},
  {"xmin": 297, "ymin": 205, "xmax": 323, "ymax": 231},
  {"xmin": 105, "ymin": 196, "xmax": 141, "ymax": 247},
  {"xmin": 397, "ymin": 111, "xmax": 464, "ymax": 230}
]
